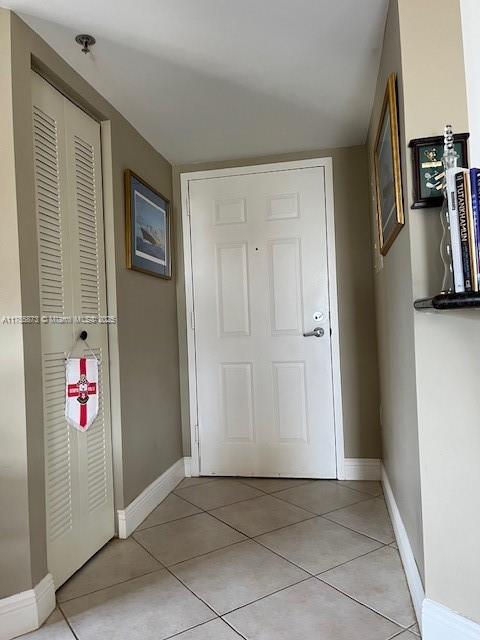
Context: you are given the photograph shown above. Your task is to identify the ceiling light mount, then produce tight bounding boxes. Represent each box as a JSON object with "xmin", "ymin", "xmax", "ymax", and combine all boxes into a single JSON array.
[{"xmin": 75, "ymin": 34, "xmax": 96, "ymax": 54}]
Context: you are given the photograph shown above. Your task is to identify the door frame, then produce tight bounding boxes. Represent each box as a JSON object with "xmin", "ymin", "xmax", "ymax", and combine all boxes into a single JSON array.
[{"xmin": 180, "ymin": 157, "xmax": 345, "ymax": 479}]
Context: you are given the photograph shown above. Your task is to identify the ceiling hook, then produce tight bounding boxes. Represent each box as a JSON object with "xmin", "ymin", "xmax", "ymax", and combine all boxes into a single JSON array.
[{"xmin": 75, "ymin": 34, "xmax": 96, "ymax": 54}]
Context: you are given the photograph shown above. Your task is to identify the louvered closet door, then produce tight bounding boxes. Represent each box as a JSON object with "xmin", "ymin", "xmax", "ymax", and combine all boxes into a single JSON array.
[
  {"xmin": 64, "ymin": 97, "xmax": 114, "ymax": 581},
  {"xmin": 32, "ymin": 72, "xmax": 114, "ymax": 588}
]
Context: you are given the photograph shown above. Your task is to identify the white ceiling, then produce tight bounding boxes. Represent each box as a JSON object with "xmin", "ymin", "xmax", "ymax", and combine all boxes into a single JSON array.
[{"xmin": 4, "ymin": 0, "xmax": 388, "ymax": 164}]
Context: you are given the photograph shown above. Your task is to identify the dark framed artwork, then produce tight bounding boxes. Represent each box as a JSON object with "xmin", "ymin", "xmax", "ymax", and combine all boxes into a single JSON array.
[
  {"xmin": 374, "ymin": 73, "xmax": 405, "ymax": 256},
  {"xmin": 125, "ymin": 170, "xmax": 172, "ymax": 279},
  {"xmin": 409, "ymin": 133, "xmax": 469, "ymax": 209}
]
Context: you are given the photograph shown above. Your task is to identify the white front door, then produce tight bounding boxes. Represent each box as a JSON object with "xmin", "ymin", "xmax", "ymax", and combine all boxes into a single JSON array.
[
  {"xmin": 32, "ymin": 72, "xmax": 114, "ymax": 587},
  {"xmin": 188, "ymin": 161, "xmax": 338, "ymax": 478}
]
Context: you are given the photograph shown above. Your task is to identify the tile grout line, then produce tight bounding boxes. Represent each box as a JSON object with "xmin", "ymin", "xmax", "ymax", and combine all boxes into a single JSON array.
[
  {"xmin": 173, "ymin": 477, "xmax": 320, "ymax": 511},
  {"xmin": 59, "ymin": 529, "xmax": 245, "ymax": 608},
  {"xmin": 388, "ymin": 627, "xmax": 418, "ymax": 639},
  {"xmin": 136, "ymin": 508, "xmax": 203, "ymax": 532},
  {"xmin": 168, "ymin": 538, "xmax": 249, "ymax": 569},
  {"xmin": 198, "ymin": 476, "xmax": 382, "ymax": 500},
  {"xmin": 251, "ymin": 533, "xmax": 386, "ymax": 582},
  {"xmin": 206, "ymin": 497, "xmax": 391, "ymax": 549},
  {"xmin": 58, "ymin": 479, "xmax": 401, "ymax": 639},
  {"xmin": 132, "ymin": 534, "xmax": 222, "ymax": 631},
  {"xmin": 219, "ymin": 576, "xmax": 314, "ymax": 618},
  {"xmin": 132, "ymin": 502, "xmax": 321, "ymax": 611},
  {"xmin": 221, "ymin": 617, "xmax": 250, "ymax": 640},
  {"xmin": 235, "ymin": 477, "xmax": 314, "ymax": 492},
  {"xmin": 251, "ymin": 511, "xmax": 390, "ymax": 549},
  {"xmin": 182, "ymin": 476, "xmax": 315, "ymax": 496},
  {"xmin": 335, "ymin": 481, "xmax": 384, "ymax": 498},
  {"xmin": 262, "ymin": 487, "xmax": 375, "ymax": 518},
  {"xmin": 142, "ymin": 480, "xmax": 388, "ymax": 552},
  {"xmin": 315, "ymin": 573, "xmax": 413, "ymax": 632},
  {"xmin": 313, "ymin": 544, "xmax": 389, "ymax": 579},
  {"xmin": 134, "ymin": 533, "xmax": 309, "ymax": 640},
  {"xmin": 59, "ymin": 485, "xmax": 390, "ymax": 606},
  {"xmin": 316, "ymin": 494, "xmax": 382, "ymax": 517},
  {"xmin": 176, "ymin": 479, "xmax": 379, "ymax": 530},
  {"xmin": 177, "ymin": 493, "xmax": 399, "ymax": 621},
  {"xmin": 173, "ymin": 490, "xmax": 268, "ymax": 512},
  {"xmin": 161, "ymin": 615, "xmax": 247, "ymax": 640},
  {"xmin": 57, "ymin": 602, "xmax": 81, "ymax": 640},
  {"xmin": 199, "ymin": 506, "xmax": 322, "ymax": 575},
  {"xmin": 179, "ymin": 483, "xmax": 409, "ymax": 633},
  {"xmin": 176, "ymin": 477, "xmax": 376, "ymax": 519},
  {"xmin": 175, "ymin": 476, "xmax": 230, "ymax": 490},
  {"xmin": 56, "ymin": 563, "xmax": 165, "ymax": 604},
  {"xmin": 217, "ymin": 571, "xmax": 404, "ymax": 635},
  {"xmin": 320, "ymin": 511, "xmax": 394, "ymax": 546},
  {"xmin": 210, "ymin": 511, "xmax": 320, "ymax": 538},
  {"xmin": 136, "ymin": 489, "xmax": 389, "ymax": 630}
]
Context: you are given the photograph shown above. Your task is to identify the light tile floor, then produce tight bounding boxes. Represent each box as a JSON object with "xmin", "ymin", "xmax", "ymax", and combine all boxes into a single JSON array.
[{"xmin": 23, "ymin": 477, "xmax": 421, "ymax": 640}]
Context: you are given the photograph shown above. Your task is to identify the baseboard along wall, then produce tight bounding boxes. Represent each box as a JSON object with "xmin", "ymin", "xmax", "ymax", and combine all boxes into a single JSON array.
[
  {"xmin": 0, "ymin": 573, "xmax": 55, "ymax": 640},
  {"xmin": 117, "ymin": 457, "xmax": 187, "ymax": 538},
  {"xmin": 382, "ymin": 464, "xmax": 424, "ymax": 632},
  {"xmin": 343, "ymin": 458, "xmax": 381, "ymax": 480},
  {"xmin": 422, "ymin": 598, "xmax": 480, "ymax": 640}
]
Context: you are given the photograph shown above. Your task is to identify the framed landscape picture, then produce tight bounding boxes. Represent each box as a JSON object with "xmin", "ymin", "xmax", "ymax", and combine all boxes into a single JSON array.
[
  {"xmin": 125, "ymin": 170, "xmax": 172, "ymax": 279},
  {"xmin": 374, "ymin": 73, "xmax": 405, "ymax": 256},
  {"xmin": 409, "ymin": 133, "xmax": 469, "ymax": 208}
]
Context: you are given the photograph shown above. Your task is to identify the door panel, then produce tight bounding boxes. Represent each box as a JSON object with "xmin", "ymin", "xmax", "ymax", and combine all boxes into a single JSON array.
[
  {"xmin": 216, "ymin": 242, "xmax": 251, "ymax": 336},
  {"xmin": 32, "ymin": 72, "xmax": 114, "ymax": 588},
  {"xmin": 221, "ymin": 362, "xmax": 255, "ymax": 442},
  {"xmin": 32, "ymin": 74, "xmax": 80, "ymax": 585},
  {"xmin": 189, "ymin": 166, "xmax": 337, "ymax": 478},
  {"xmin": 64, "ymin": 96, "xmax": 114, "ymax": 573},
  {"xmin": 268, "ymin": 238, "xmax": 303, "ymax": 335},
  {"xmin": 272, "ymin": 361, "xmax": 308, "ymax": 442}
]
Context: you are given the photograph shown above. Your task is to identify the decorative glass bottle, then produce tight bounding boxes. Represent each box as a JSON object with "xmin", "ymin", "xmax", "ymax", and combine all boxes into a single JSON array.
[{"xmin": 439, "ymin": 125, "xmax": 458, "ymax": 294}]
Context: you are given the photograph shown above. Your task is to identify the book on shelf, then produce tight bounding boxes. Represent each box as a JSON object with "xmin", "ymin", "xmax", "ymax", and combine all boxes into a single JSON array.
[
  {"xmin": 470, "ymin": 168, "xmax": 480, "ymax": 287},
  {"xmin": 453, "ymin": 169, "xmax": 480, "ymax": 293},
  {"xmin": 446, "ymin": 166, "xmax": 465, "ymax": 292},
  {"xmin": 465, "ymin": 172, "xmax": 478, "ymax": 291}
]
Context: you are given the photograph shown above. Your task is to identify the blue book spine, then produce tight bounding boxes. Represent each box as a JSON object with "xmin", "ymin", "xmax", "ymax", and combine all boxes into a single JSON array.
[{"xmin": 470, "ymin": 168, "xmax": 480, "ymax": 283}]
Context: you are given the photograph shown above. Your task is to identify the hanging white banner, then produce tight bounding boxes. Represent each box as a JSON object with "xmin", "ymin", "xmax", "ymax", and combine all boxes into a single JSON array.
[{"xmin": 65, "ymin": 356, "xmax": 99, "ymax": 431}]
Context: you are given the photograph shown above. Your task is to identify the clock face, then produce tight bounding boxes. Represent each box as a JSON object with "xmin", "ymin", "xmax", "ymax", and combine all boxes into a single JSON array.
[{"xmin": 418, "ymin": 141, "xmax": 464, "ymax": 199}]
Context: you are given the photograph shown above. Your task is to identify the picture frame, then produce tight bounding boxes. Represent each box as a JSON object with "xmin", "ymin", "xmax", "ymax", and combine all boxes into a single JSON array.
[
  {"xmin": 373, "ymin": 73, "xmax": 405, "ymax": 256},
  {"xmin": 409, "ymin": 133, "xmax": 469, "ymax": 209},
  {"xmin": 125, "ymin": 169, "xmax": 172, "ymax": 279}
]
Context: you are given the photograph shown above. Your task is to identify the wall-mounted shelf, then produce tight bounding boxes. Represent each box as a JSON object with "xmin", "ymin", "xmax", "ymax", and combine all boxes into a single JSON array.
[{"xmin": 414, "ymin": 292, "xmax": 480, "ymax": 310}]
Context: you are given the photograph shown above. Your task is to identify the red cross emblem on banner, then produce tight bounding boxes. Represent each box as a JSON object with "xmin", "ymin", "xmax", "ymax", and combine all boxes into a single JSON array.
[{"xmin": 67, "ymin": 357, "xmax": 97, "ymax": 428}]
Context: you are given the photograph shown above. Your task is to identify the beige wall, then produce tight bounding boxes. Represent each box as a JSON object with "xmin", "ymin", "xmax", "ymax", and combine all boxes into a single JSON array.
[
  {"xmin": 397, "ymin": 0, "xmax": 480, "ymax": 624},
  {"xmin": 0, "ymin": 9, "xmax": 183, "ymax": 597},
  {"xmin": 366, "ymin": 0, "xmax": 424, "ymax": 580},
  {"xmin": 174, "ymin": 146, "xmax": 381, "ymax": 461},
  {"xmin": 0, "ymin": 9, "xmax": 42, "ymax": 599},
  {"xmin": 370, "ymin": 0, "xmax": 480, "ymax": 624}
]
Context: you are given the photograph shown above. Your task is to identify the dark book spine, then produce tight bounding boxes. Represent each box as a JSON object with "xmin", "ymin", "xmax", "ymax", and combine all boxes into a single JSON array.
[{"xmin": 456, "ymin": 171, "xmax": 473, "ymax": 291}]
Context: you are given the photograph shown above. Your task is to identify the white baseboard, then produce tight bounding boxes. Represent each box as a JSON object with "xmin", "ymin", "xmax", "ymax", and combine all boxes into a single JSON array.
[
  {"xmin": 343, "ymin": 458, "xmax": 381, "ymax": 480},
  {"xmin": 0, "ymin": 573, "xmax": 55, "ymax": 640},
  {"xmin": 117, "ymin": 458, "xmax": 186, "ymax": 538},
  {"xmin": 184, "ymin": 456, "xmax": 192, "ymax": 478},
  {"xmin": 423, "ymin": 598, "xmax": 480, "ymax": 640},
  {"xmin": 382, "ymin": 464, "xmax": 424, "ymax": 631}
]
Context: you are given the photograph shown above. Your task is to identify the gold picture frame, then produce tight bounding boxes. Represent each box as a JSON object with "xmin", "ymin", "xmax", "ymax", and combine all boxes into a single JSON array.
[
  {"xmin": 125, "ymin": 169, "xmax": 172, "ymax": 279},
  {"xmin": 374, "ymin": 73, "xmax": 404, "ymax": 256}
]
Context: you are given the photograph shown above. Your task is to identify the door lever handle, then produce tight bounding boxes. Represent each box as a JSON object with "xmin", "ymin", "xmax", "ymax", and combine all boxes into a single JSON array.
[{"xmin": 303, "ymin": 327, "xmax": 324, "ymax": 338}]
